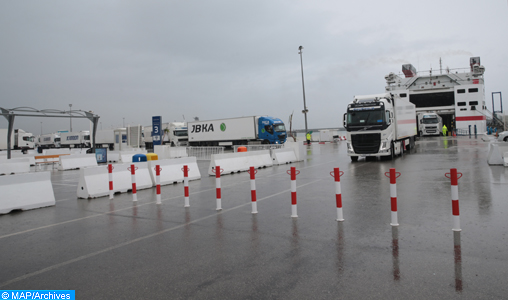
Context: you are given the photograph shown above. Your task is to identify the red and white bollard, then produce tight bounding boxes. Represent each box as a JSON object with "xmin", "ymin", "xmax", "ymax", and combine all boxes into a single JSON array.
[
  {"xmin": 128, "ymin": 164, "xmax": 138, "ymax": 202},
  {"xmin": 445, "ymin": 168, "xmax": 463, "ymax": 231},
  {"xmin": 212, "ymin": 166, "xmax": 224, "ymax": 211},
  {"xmin": 330, "ymin": 168, "xmax": 345, "ymax": 221},
  {"xmin": 108, "ymin": 164, "xmax": 114, "ymax": 200},
  {"xmin": 248, "ymin": 166, "xmax": 258, "ymax": 214},
  {"xmin": 384, "ymin": 168, "xmax": 401, "ymax": 226},
  {"xmin": 287, "ymin": 167, "xmax": 300, "ymax": 218},
  {"xmin": 182, "ymin": 165, "xmax": 190, "ymax": 207},
  {"xmin": 155, "ymin": 165, "xmax": 162, "ymax": 204}
]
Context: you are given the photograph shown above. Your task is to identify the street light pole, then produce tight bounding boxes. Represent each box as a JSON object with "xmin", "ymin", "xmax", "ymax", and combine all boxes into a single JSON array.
[
  {"xmin": 40, "ymin": 122, "xmax": 42, "ymax": 135},
  {"xmin": 298, "ymin": 46, "xmax": 309, "ymax": 143},
  {"xmin": 69, "ymin": 104, "xmax": 73, "ymax": 132}
]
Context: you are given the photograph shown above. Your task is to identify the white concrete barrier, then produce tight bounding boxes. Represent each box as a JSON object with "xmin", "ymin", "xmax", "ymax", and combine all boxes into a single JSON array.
[
  {"xmin": 504, "ymin": 152, "xmax": 508, "ymax": 167},
  {"xmin": 147, "ymin": 157, "xmax": 201, "ymax": 186},
  {"xmin": 77, "ymin": 162, "xmax": 153, "ymax": 198},
  {"xmin": 0, "ymin": 158, "xmax": 31, "ymax": 175},
  {"xmin": 43, "ymin": 149, "xmax": 71, "ymax": 155},
  {"xmin": 119, "ymin": 150, "xmax": 147, "ymax": 163},
  {"xmin": 208, "ymin": 150, "xmax": 272, "ymax": 176},
  {"xmin": 0, "ymin": 152, "xmax": 36, "ymax": 165},
  {"xmin": 487, "ymin": 143, "xmax": 508, "ymax": 165},
  {"xmin": 0, "ymin": 172, "xmax": 55, "ymax": 214},
  {"xmin": 154, "ymin": 146, "xmax": 188, "ymax": 159},
  {"xmin": 271, "ymin": 148, "xmax": 297, "ymax": 165},
  {"xmin": 284, "ymin": 141, "xmax": 306, "ymax": 161},
  {"xmin": 59, "ymin": 154, "xmax": 98, "ymax": 170}
]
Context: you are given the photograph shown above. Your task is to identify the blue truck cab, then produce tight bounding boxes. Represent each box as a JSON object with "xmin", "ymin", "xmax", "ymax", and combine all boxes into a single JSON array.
[{"xmin": 257, "ymin": 116, "xmax": 287, "ymax": 144}]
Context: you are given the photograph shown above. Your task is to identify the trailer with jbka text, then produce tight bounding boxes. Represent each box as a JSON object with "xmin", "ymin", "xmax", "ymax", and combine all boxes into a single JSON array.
[{"xmin": 188, "ymin": 116, "xmax": 287, "ymax": 146}]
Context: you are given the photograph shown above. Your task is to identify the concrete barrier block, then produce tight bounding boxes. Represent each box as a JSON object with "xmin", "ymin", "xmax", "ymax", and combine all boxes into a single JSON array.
[
  {"xmin": 43, "ymin": 149, "xmax": 72, "ymax": 155},
  {"xmin": 487, "ymin": 143, "xmax": 505, "ymax": 165},
  {"xmin": 77, "ymin": 162, "xmax": 153, "ymax": 199},
  {"xmin": 148, "ymin": 157, "xmax": 201, "ymax": 186},
  {"xmin": 119, "ymin": 150, "xmax": 147, "ymax": 163},
  {"xmin": 208, "ymin": 150, "xmax": 272, "ymax": 176},
  {"xmin": 154, "ymin": 146, "xmax": 188, "ymax": 159},
  {"xmin": 59, "ymin": 154, "xmax": 98, "ymax": 170},
  {"xmin": 271, "ymin": 148, "xmax": 297, "ymax": 165},
  {"xmin": 284, "ymin": 141, "xmax": 306, "ymax": 161},
  {"xmin": 0, "ymin": 172, "xmax": 55, "ymax": 214},
  {"xmin": 0, "ymin": 157, "xmax": 31, "ymax": 175},
  {"xmin": 504, "ymin": 152, "xmax": 508, "ymax": 167}
]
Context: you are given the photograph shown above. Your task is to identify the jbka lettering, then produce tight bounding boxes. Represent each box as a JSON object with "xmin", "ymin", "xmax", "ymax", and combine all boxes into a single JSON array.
[{"xmin": 191, "ymin": 124, "xmax": 214, "ymax": 133}]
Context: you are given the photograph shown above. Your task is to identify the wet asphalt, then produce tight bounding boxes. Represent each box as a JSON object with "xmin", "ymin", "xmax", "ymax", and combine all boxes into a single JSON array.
[{"xmin": 1, "ymin": 136, "xmax": 507, "ymax": 299}]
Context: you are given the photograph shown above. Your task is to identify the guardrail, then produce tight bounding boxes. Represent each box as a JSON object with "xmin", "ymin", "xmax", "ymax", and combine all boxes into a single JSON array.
[
  {"xmin": 186, "ymin": 147, "xmax": 224, "ymax": 160},
  {"xmin": 233, "ymin": 144, "xmax": 284, "ymax": 152}
]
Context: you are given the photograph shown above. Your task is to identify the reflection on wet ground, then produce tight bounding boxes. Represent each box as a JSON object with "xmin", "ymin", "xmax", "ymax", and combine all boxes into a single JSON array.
[{"xmin": 0, "ymin": 136, "xmax": 507, "ymax": 299}]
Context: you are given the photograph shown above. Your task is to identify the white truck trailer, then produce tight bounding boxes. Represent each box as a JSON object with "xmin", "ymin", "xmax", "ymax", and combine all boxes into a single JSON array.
[
  {"xmin": 188, "ymin": 116, "xmax": 287, "ymax": 146},
  {"xmin": 343, "ymin": 93, "xmax": 417, "ymax": 161},
  {"xmin": 38, "ymin": 133, "xmax": 61, "ymax": 149},
  {"xmin": 60, "ymin": 131, "xmax": 91, "ymax": 148},
  {"xmin": 0, "ymin": 129, "xmax": 35, "ymax": 151},
  {"xmin": 95, "ymin": 129, "xmax": 117, "ymax": 150},
  {"xmin": 417, "ymin": 112, "xmax": 443, "ymax": 136}
]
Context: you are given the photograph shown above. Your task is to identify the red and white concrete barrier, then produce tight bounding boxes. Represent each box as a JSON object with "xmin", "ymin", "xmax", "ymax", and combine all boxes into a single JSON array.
[
  {"xmin": 155, "ymin": 165, "xmax": 162, "ymax": 204},
  {"xmin": 128, "ymin": 164, "xmax": 138, "ymax": 202},
  {"xmin": 287, "ymin": 167, "xmax": 300, "ymax": 217},
  {"xmin": 330, "ymin": 167, "xmax": 345, "ymax": 221},
  {"xmin": 384, "ymin": 168, "xmax": 401, "ymax": 226},
  {"xmin": 212, "ymin": 166, "xmax": 224, "ymax": 211},
  {"xmin": 248, "ymin": 166, "xmax": 258, "ymax": 214},
  {"xmin": 182, "ymin": 165, "xmax": 190, "ymax": 207},
  {"xmin": 445, "ymin": 168, "xmax": 463, "ymax": 231},
  {"xmin": 108, "ymin": 164, "xmax": 114, "ymax": 200}
]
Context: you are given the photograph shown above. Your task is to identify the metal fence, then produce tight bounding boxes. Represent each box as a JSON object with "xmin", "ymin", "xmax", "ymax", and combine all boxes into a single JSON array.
[
  {"xmin": 233, "ymin": 144, "xmax": 284, "ymax": 152},
  {"xmin": 186, "ymin": 147, "xmax": 225, "ymax": 160}
]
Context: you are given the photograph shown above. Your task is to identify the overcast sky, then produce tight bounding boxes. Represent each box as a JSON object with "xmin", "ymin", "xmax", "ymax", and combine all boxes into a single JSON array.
[{"xmin": 1, "ymin": 0, "xmax": 507, "ymax": 135}]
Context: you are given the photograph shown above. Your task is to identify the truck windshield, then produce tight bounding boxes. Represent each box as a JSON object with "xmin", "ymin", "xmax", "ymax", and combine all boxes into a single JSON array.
[
  {"xmin": 174, "ymin": 130, "xmax": 187, "ymax": 137},
  {"xmin": 347, "ymin": 110, "xmax": 385, "ymax": 126},
  {"xmin": 422, "ymin": 117, "xmax": 439, "ymax": 124},
  {"xmin": 273, "ymin": 124, "xmax": 286, "ymax": 132}
]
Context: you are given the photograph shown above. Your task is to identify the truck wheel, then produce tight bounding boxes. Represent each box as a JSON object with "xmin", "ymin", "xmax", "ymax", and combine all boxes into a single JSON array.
[
  {"xmin": 389, "ymin": 142, "xmax": 395, "ymax": 160},
  {"xmin": 262, "ymin": 140, "xmax": 269, "ymax": 144},
  {"xmin": 351, "ymin": 156, "xmax": 358, "ymax": 162},
  {"xmin": 504, "ymin": 137, "xmax": 508, "ymax": 142}
]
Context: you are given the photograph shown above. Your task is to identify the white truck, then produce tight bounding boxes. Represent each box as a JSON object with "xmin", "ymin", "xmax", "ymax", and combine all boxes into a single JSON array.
[
  {"xmin": 60, "ymin": 131, "xmax": 91, "ymax": 148},
  {"xmin": 417, "ymin": 112, "xmax": 443, "ymax": 136},
  {"xmin": 143, "ymin": 122, "xmax": 189, "ymax": 149},
  {"xmin": 188, "ymin": 116, "xmax": 287, "ymax": 146},
  {"xmin": 343, "ymin": 93, "xmax": 417, "ymax": 161},
  {"xmin": 38, "ymin": 133, "xmax": 61, "ymax": 149},
  {"xmin": 95, "ymin": 129, "xmax": 117, "ymax": 150},
  {"xmin": 0, "ymin": 129, "xmax": 35, "ymax": 151}
]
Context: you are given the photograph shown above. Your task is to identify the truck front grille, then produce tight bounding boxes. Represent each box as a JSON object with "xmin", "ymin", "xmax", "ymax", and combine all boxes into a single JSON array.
[{"xmin": 351, "ymin": 133, "xmax": 381, "ymax": 154}]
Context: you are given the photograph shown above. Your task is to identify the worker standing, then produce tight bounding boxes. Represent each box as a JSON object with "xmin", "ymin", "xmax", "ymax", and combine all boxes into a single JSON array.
[
  {"xmin": 442, "ymin": 124, "xmax": 448, "ymax": 136},
  {"xmin": 306, "ymin": 132, "xmax": 311, "ymax": 145}
]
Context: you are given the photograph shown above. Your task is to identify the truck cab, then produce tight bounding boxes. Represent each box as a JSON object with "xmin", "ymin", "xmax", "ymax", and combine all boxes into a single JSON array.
[
  {"xmin": 344, "ymin": 93, "xmax": 416, "ymax": 161},
  {"xmin": 417, "ymin": 112, "xmax": 443, "ymax": 136},
  {"xmin": 257, "ymin": 116, "xmax": 287, "ymax": 144}
]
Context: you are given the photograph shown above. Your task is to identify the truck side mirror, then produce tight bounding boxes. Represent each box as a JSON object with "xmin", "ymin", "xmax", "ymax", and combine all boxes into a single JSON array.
[{"xmin": 343, "ymin": 113, "xmax": 347, "ymax": 128}]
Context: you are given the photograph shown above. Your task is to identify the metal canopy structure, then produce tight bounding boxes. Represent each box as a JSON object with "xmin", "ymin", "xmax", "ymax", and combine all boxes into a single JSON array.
[{"xmin": 0, "ymin": 106, "xmax": 100, "ymax": 159}]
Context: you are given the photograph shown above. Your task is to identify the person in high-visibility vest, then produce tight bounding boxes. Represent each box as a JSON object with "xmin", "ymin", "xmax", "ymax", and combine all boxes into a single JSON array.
[
  {"xmin": 442, "ymin": 124, "xmax": 448, "ymax": 136},
  {"xmin": 306, "ymin": 132, "xmax": 311, "ymax": 145}
]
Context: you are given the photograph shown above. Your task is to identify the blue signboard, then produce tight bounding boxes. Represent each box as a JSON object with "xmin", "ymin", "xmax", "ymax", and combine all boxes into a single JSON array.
[
  {"xmin": 95, "ymin": 148, "xmax": 107, "ymax": 164},
  {"xmin": 152, "ymin": 116, "xmax": 162, "ymax": 146}
]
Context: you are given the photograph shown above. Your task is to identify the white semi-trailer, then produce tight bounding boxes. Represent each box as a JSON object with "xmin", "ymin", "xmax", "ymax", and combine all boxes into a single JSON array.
[
  {"xmin": 188, "ymin": 116, "xmax": 287, "ymax": 146},
  {"xmin": 95, "ymin": 129, "xmax": 116, "ymax": 150},
  {"xmin": 38, "ymin": 133, "xmax": 61, "ymax": 149},
  {"xmin": 344, "ymin": 93, "xmax": 417, "ymax": 161},
  {"xmin": 417, "ymin": 112, "xmax": 443, "ymax": 136},
  {"xmin": 60, "ymin": 131, "xmax": 90, "ymax": 148},
  {"xmin": 0, "ymin": 129, "xmax": 35, "ymax": 151}
]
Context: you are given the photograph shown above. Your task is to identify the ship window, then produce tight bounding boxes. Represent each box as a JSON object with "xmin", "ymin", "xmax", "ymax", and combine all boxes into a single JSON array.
[
  {"xmin": 457, "ymin": 102, "xmax": 466, "ymax": 106},
  {"xmin": 468, "ymin": 88, "xmax": 478, "ymax": 93},
  {"xmin": 457, "ymin": 89, "xmax": 466, "ymax": 94},
  {"xmin": 469, "ymin": 101, "xmax": 478, "ymax": 106}
]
